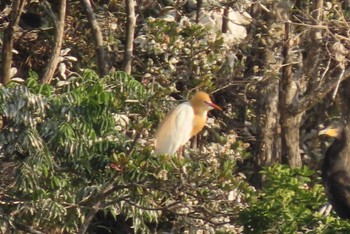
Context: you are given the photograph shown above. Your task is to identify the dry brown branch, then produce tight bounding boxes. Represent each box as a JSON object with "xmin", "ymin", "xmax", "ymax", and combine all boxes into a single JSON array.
[
  {"xmin": 81, "ymin": 0, "xmax": 108, "ymax": 76},
  {"xmin": 122, "ymin": 0, "xmax": 136, "ymax": 75},
  {"xmin": 41, "ymin": 0, "xmax": 66, "ymax": 84},
  {"xmin": 0, "ymin": 0, "xmax": 26, "ymax": 85}
]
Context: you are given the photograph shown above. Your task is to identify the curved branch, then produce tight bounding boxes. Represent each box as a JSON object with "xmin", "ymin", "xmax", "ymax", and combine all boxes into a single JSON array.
[
  {"xmin": 41, "ymin": 0, "xmax": 66, "ymax": 84},
  {"xmin": 81, "ymin": 0, "xmax": 108, "ymax": 76}
]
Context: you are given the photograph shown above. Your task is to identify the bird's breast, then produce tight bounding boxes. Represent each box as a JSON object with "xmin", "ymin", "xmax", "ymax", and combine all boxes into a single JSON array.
[{"xmin": 191, "ymin": 114, "xmax": 207, "ymax": 137}]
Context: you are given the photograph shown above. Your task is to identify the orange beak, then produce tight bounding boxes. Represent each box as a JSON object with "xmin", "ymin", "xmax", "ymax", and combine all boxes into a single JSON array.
[{"xmin": 205, "ymin": 101, "xmax": 222, "ymax": 111}]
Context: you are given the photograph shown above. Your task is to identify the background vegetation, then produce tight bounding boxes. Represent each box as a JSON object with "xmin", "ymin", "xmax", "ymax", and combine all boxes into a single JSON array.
[{"xmin": 1, "ymin": 0, "xmax": 350, "ymax": 233}]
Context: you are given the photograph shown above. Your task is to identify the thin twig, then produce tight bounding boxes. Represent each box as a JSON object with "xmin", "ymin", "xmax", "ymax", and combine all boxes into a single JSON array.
[
  {"xmin": 318, "ymin": 58, "xmax": 331, "ymax": 88},
  {"xmin": 332, "ymin": 68, "xmax": 345, "ymax": 100}
]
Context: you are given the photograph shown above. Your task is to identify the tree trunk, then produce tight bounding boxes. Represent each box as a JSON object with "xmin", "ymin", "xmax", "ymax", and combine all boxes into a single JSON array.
[
  {"xmin": 279, "ymin": 22, "xmax": 302, "ymax": 167},
  {"xmin": 278, "ymin": 0, "xmax": 324, "ymax": 167},
  {"xmin": 249, "ymin": 2, "xmax": 282, "ymax": 187},
  {"xmin": 41, "ymin": 0, "xmax": 66, "ymax": 84},
  {"xmin": 0, "ymin": 0, "xmax": 26, "ymax": 85},
  {"xmin": 256, "ymin": 76, "xmax": 281, "ymax": 182}
]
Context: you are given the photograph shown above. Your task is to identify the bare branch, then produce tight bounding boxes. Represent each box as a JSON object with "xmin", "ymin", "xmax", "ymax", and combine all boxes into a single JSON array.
[
  {"xmin": 292, "ymin": 68, "xmax": 350, "ymax": 114},
  {"xmin": 122, "ymin": 0, "xmax": 136, "ymax": 75},
  {"xmin": 81, "ymin": 0, "xmax": 109, "ymax": 76},
  {"xmin": 41, "ymin": 0, "xmax": 66, "ymax": 84},
  {"xmin": 0, "ymin": 0, "xmax": 26, "ymax": 85},
  {"xmin": 332, "ymin": 68, "xmax": 345, "ymax": 99}
]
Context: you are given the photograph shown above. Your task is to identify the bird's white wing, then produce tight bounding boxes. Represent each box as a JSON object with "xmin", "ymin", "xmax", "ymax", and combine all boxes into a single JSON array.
[{"xmin": 155, "ymin": 102, "xmax": 194, "ymax": 155}]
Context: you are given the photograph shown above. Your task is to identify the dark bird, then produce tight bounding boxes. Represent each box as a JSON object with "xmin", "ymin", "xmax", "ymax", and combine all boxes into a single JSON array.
[{"xmin": 319, "ymin": 121, "xmax": 350, "ymax": 218}]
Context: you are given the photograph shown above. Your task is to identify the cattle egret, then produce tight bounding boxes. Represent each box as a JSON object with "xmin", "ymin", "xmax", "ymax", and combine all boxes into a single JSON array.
[{"xmin": 155, "ymin": 91, "xmax": 221, "ymax": 155}]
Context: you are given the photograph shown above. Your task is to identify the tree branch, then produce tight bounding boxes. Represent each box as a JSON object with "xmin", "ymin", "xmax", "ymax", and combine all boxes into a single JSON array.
[
  {"xmin": 292, "ymin": 68, "xmax": 350, "ymax": 114},
  {"xmin": 77, "ymin": 175, "xmax": 121, "ymax": 234},
  {"xmin": 0, "ymin": 0, "xmax": 26, "ymax": 85},
  {"xmin": 77, "ymin": 200, "xmax": 103, "ymax": 234},
  {"xmin": 122, "ymin": 0, "xmax": 136, "ymax": 75},
  {"xmin": 13, "ymin": 221, "xmax": 45, "ymax": 234},
  {"xmin": 41, "ymin": 0, "xmax": 66, "ymax": 84},
  {"xmin": 81, "ymin": 0, "xmax": 108, "ymax": 76}
]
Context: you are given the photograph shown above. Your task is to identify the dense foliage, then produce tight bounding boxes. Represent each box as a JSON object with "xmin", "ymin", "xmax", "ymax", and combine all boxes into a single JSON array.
[
  {"xmin": 0, "ymin": 70, "xmax": 252, "ymax": 233},
  {"xmin": 2, "ymin": 0, "xmax": 350, "ymax": 233},
  {"xmin": 2, "ymin": 70, "xmax": 349, "ymax": 233}
]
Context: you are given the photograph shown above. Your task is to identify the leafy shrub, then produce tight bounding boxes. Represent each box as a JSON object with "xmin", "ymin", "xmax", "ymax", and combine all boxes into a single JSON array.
[{"xmin": 239, "ymin": 164, "xmax": 350, "ymax": 233}]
